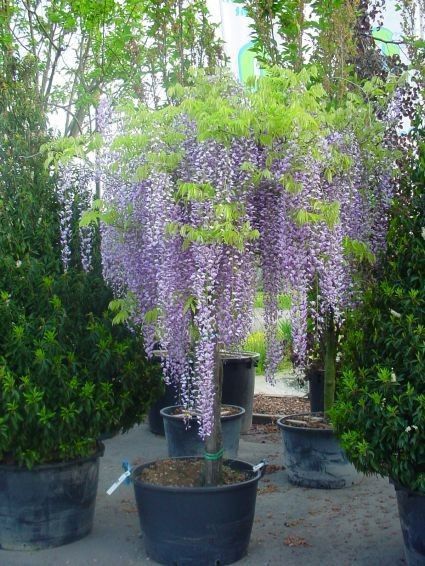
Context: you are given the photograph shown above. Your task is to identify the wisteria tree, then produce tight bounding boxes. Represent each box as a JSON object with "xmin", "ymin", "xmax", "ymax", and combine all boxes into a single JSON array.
[{"xmin": 89, "ymin": 67, "xmax": 396, "ymax": 483}]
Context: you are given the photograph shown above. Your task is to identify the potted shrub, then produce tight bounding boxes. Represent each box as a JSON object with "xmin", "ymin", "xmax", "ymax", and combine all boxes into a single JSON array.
[
  {"xmin": 0, "ymin": 259, "xmax": 162, "ymax": 550},
  {"xmin": 260, "ymin": 78, "xmax": 400, "ymax": 488},
  {"xmin": 160, "ymin": 404, "xmax": 245, "ymax": 458},
  {"xmin": 331, "ymin": 118, "xmax": 424, "ymax": 564},
  {"xmin": 92, "ymin": 67, "xmax": 397, "ymax": 561},
  {"xmin": 0, "ymin": 62, "xmax": 162, "ymax": 550},
  {"xmin": 148, "ymin": 350, "xmax": 259, "ymax": 436}
]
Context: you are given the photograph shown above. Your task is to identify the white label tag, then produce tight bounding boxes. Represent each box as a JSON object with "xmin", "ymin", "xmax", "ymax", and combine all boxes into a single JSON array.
[
  {"xmin": 107, "ymin": 470, "xmax": 131, "ymax": 495},
  {"xmin": 252, "ymin": 462, "xmax": 266, "ymax": 473}
]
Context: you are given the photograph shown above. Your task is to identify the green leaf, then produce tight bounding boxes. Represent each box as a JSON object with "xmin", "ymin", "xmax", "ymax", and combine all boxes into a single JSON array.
[
  {"xmin": 144, "ymin": 307, "xmax": 161, "ymax": 324},
  {"xmin": 280, "ymin": 173, "xmax": 303, "ymax": 194},
  {"xmin": 293, "ymin": 209, "xmax": 321, "ymax": 226},
  {"xmin": 183, "ymin": 296, "xmax": 197, "ymax": 314},
  {"xmin": 343, "ymin": 237, "xmax": 376, "ymax": 264}
]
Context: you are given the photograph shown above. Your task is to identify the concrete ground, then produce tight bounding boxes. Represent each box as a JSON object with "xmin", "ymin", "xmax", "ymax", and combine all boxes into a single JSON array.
[
  {"xmin": 254, "ymin": 373, "xmax": 307, "ymax": 396},
  {"xmin": 2, "ymin": 421, "xmax": 406, "ymax": 566}
]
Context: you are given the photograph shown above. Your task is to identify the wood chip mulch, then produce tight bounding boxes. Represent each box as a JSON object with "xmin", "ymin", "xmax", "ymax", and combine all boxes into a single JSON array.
[{"xmin": 253, "ymin": 394, "xmax": 310, "ymax": 416}]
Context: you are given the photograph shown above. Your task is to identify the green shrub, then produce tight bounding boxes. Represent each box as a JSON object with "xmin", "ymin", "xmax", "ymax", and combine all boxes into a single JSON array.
[
  {"xmin": 0, "ymin": 253, "xmax": 163, "ymax": 468},
  {"xmin": 244, "ymin": 319, "xmax": 292, "ymax": 375},
  {"xmin": 331, "ymin": 120, "xmax": 425, "ymax": 493},
  {"xmin": 254, "ymin": 292, "xmax": 291, "ymax": 310},
  {"xmin": 244, "ymin": 331, "xmax": 267, "ymax": 373},
  {"xmin": 0, "ymin": 59, "xmax": 162, "ymax": 468}
]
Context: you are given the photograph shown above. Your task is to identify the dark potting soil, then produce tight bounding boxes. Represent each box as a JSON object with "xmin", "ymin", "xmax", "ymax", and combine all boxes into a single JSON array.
[
  {"xmin": 283, "ymin": 413, "xmax": 332, "ymax": 430},
  {"xmin": 170, "ymin": 405, "xmax": 241, "ymax": 418},
  {"xmin": 253, "ymin": 394, "xmax": 309, "ymax": 416},
  {"xmin": 137, "ymin": 458, "xmax": 251, "ymax": 487}
]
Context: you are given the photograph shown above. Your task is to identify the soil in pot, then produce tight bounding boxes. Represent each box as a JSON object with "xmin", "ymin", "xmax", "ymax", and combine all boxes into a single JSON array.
[
  {"xmin": 137, "ymin": 458, "xmax": 251, "ymax": 487},
  {"xmin": 169, "ymin": 405, "xmax": 241, "ymax": 418},
  {"xmin": 283, "ymin": 412, "xmax": 332, "ymax": 429}
]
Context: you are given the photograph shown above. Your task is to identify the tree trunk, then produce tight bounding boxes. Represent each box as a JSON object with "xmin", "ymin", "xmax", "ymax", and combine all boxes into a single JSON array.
[
  {"xmin": 204, "ymin": 344, "xmax": 223, "ymax": 486},
  {"xmin": 323, "ymin": 314, "xmax": 337, "ymax": 412}
]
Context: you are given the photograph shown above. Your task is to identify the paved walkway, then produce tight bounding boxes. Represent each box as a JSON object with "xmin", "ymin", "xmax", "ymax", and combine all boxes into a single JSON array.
[
  {"xmin": 2, "ymin": 422, "xmax": 406, "ymax": 566},
  {"xmin": 254, "ymin": 373, "xmax": 308, "ymax": 396}
]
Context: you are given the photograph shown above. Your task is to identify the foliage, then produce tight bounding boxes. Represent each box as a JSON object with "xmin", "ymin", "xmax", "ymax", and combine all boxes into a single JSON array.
[
  {"xmin": 0, "ymin": 55, "xmax": 162, "ymax": 468},
  {"xmin": 235, "ymin": 0, "xmax": 387, "ymax": 88},
  {"xmin": 331, "ymin": 117, "xmax": 425, "ymax": 492},
  {"xmin": 244, "ymin": 322, "xmax": 292, "ymax": 374},
  {"xmin": 254, "ymin": 291, "xmax": 291, "ymax": 310},
  {"xmin": 0, "ymin": 264, "xmax": 162, "ymax": 468},
  {"xmin": 243, "ymin": 332, "xmax": 267, "ymax": 374},
  {"xmin": 0, "ymin": 0, "xmax": 225, "ymax": 135}
]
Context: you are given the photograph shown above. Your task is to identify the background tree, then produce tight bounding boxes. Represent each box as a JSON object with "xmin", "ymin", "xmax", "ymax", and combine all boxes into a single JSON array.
[
  {"xmin": 236, "ymin": 0, "xmax": 398, "ymax": 92},
  {"xmin": 0, "ymin": 0, "xmax": 225, "ymax": 136},
  {"xmin": 0, "ymin": 33, "xmax": 162, "ymax": 468}
]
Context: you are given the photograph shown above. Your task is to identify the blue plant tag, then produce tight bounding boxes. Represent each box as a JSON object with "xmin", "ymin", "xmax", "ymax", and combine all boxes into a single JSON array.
[{"xmin": 122, "ymin": 460, "xmax": 132, "ymax": 484}]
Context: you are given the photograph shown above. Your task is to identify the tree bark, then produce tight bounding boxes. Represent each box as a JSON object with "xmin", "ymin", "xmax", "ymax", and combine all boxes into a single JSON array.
[
  {"xmin": 204, "ymin": 344, "xmax": 223, "ymax": 486},
  {"xmin": 323, "ymin": 314, "xmax": 337, "ymax": 412}
]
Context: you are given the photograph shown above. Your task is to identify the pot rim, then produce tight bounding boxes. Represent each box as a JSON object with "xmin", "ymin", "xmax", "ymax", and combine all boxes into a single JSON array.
[
  {"xmin": 152, "ymin": 349, "xmax": 260, "ymax": 363},
  {"xmin": 160, "ymin": 404, "xmax": 245, "ymax": 421},
  {"xmin": 132, "ymin": 456, "xmax": 261, "ymax": 494},
  {"xmin": 220, "ymin": 350, "xmax": 260, "ymax": 363},
  {"xmin": 277, "ymin": 412, "xmax": 334, "ymax": 433},
  {"xmin": 0, "ymin": 441, "xmax": 105, "ymax": 472}
]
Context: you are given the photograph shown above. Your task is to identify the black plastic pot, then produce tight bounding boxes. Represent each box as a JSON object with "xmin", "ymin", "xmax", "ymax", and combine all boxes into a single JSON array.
[
  {"xmin": 132, "ymin": 457, "xmax": 262, "ymax": 565},
  {"xmin": 305, "ymin": 366, "xmax": 324, "ymax": 413},
  {"xmin": 393, "ymin": 481, "xmax": 425, "ymax": 565},
  {"xmin": 221, "ymin": 351, "xmax": 260, "ymax": 433},
  {"xmin": 161, "ymin": 405, "xmax": 245, "ymax": 458},
  {"xmin": 148, "ymin": 381, "xmax": 178, "ymax": 435},
  {"xmin": 0, "ymin": 443, "xmax": 104, "ymax": 550},
  {"xmin": 277, "ymin": 413, "xmax": 360, "ymax": 489}
]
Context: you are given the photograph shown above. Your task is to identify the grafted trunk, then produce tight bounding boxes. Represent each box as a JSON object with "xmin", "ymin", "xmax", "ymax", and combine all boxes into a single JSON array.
[
  {"xmin": 204, "ymin": 344, "xmax": 223, "ymax": 486},
  {"xmin": 324, "ymin": 315, "xmax": 337, "ymax": 412}
]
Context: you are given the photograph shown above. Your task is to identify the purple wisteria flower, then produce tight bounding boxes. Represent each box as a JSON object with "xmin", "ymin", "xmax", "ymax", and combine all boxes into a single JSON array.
[{"xmin": 57, "ymin": 162, "xmax": 94, "ymax": 272}]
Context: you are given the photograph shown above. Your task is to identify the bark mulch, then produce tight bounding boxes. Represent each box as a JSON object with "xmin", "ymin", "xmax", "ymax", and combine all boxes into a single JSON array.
[{"xmin": 253, "ymin": 394, "xmax": 310, "ymax": 418}]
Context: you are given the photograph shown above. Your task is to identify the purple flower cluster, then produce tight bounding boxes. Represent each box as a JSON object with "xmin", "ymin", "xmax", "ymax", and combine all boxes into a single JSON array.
[
  {"xmin": 57, "ymin": 162, "xmax": 94, "ymax": 272},
  {"xmin": 100, "ymin": 126, "xmax": 260, "ymax": 436},
  {"xmin": 247, "ymin": 132, "xmax": 395, "ymax": 374}
]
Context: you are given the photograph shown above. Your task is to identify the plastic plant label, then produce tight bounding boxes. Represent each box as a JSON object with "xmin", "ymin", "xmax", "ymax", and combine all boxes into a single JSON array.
[
  {"xmin": 252, "ymin": 460, "xmax": 266, "ymax": 473},
  {"xmin": 107, "ymin": 470, "xmax": 131, "ymax": 495}
]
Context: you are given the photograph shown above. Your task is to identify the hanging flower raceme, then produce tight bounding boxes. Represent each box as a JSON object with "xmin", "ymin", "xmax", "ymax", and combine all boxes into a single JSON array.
[
  {"xmin": 99, "ymin": 107, "xmax": 259, "ymax": 436},
  {"xmin": 253, "ymin": 126, "xmax": 396, "ymax": 374},
  {"xmin": 57, "ymin": 162, "xmax": 94, "ymax": 272}
]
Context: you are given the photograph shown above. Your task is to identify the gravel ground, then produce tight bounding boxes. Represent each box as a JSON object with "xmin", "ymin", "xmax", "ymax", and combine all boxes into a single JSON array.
[{"xmin": 253, "ymin": 394, "xmax": 310, "ymax": 416}]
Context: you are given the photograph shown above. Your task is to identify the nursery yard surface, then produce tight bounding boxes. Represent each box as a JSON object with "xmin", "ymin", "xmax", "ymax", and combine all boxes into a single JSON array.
[
  {"xmin": 253, "ymin": 393, "xmax": 310, "ymax": 416},
  {"xmin": 2, "ymin": 421, "xmax": 406, "ymax": 566}
]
